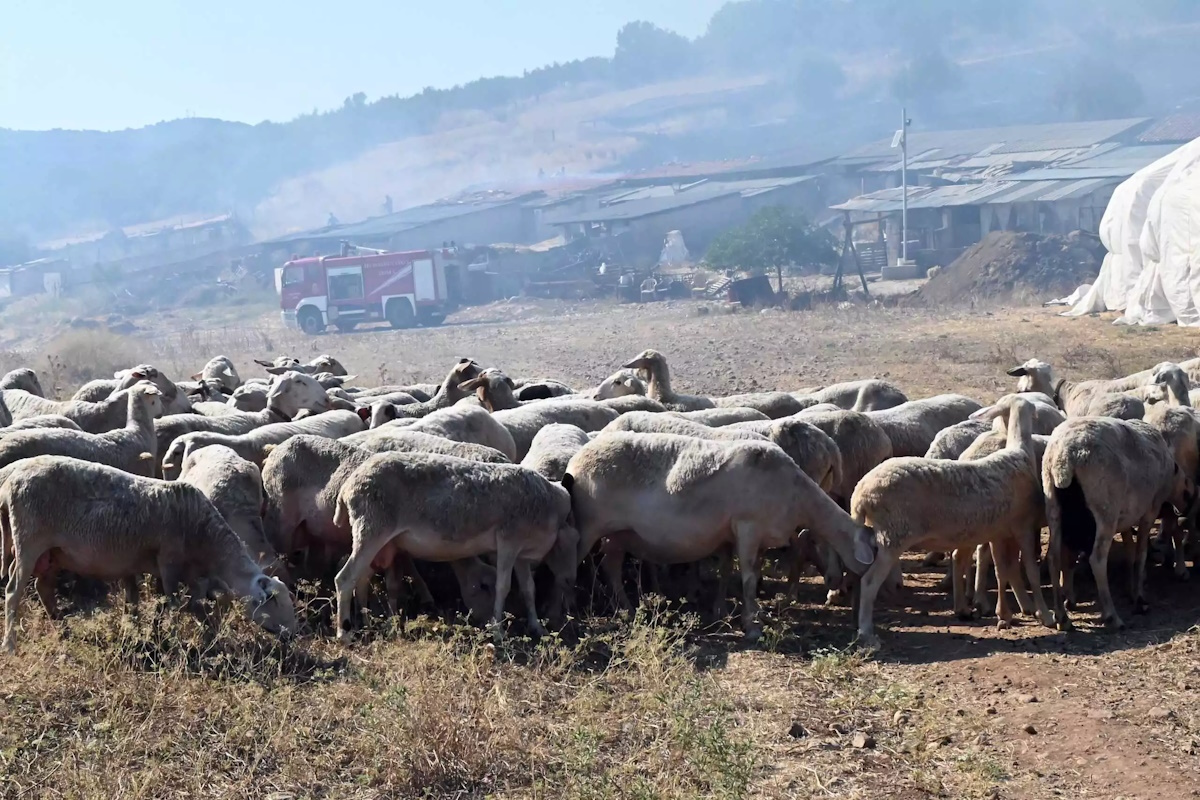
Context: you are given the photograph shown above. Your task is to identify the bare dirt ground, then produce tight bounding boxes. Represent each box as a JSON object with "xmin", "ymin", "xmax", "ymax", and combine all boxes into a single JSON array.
[{"xmin": 4, "ymin": 297, "xmax": 1200, "ymax": 799}]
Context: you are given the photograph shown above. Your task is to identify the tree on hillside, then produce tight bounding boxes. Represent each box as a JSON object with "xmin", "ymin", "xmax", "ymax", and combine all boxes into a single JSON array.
[
  {"xmin": 613, "ymin": 22, "xmax": 695, "ymax": 85},
  {"xmin": 705, "ymin": 206, "xmax": 837, "ymax": 291},
  {"xmin": 701, "ymin": 0, "xmax": 809, "ymax": 71}
]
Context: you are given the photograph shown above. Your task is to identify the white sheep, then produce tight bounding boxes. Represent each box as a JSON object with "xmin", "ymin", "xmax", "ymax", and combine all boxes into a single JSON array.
[
  {"xmin": 564, "ymin": 431, "xmax": 876, "ymax": 640},
  {"xmin": 669, "ymin": 407, "xmax": 770, "ymax": 426},
  {"xmin": 1042, "ymin": 415, "xmax": 1193, "ymax": 631},
  {"xmin": 793, "ymin": 379, "xmax": 908, "ymax": 412},
  {"xmin": 73, "ymin": 364, "xmax": 192, "ymax": 415},
  {"xmin": 865, "ymin": 394, "xmax": 983, "ymax": 457},
  {"xmin": 520, "ymin": 424, "xmax": 591, "ymax": 482},
  {"xmin": 2, "ymin": 383, "xmax": 156, "ymax": 434},
  {"xmin": 332, "ymin": 451, "xmax": 579, "ymax": 638},
  {"xmin": 368, "ymin": 404, "xmax": 518, "ymax": 461},
  {"xmin": 0, "ymin": 455, "xmax": 294, "ymax": 654},
  {"xmin": 850, "ymin": 396, "xmax": 1053, "ymax": 648},
  {"xmin": 369, "ymin": 359, "xmax": 483, "ymax": 423},
  {"xmin": 0, "ymin": 369, "xmax": 44, "ymax": 396},
  {"xmin": 621, "ymin": 349, "xmax": 715, "ymax": 411}
]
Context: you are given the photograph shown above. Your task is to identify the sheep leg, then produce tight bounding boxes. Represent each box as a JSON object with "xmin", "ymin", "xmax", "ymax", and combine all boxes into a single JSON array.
[
  {"xmin": 332, "ymin": 535, "xmax": 395, "ymax": 641},
  {"xmin": 1016, "ymin": 527, "xmax": 1054, "ymax": 629},
  {"xmin": 732, "ymin": 523, "xmax": 762, "ymax": 642},
  {"xmin": 822, "ymin": 545, "xmax": 845, "ymax": 605},
  {"xmin": 972, "ymin": 543, "xmax": 994, "ymax": 615},
  {"xmin": 991, "ymin": 544, "xmax": 1016, "ymax": 629},
  {"xmin": 491, "ymin": 542, "xmax": 520, "ymax": 642},
  {"xmin": 514, "ymin": 560, "xmax": 547, "ymax": 636},
  {"xmin": 397, "ymin": 555, "xmax": 436, "ymax": 606},
  {"xmin": 122, "ymin": 577, "xmax": 140, "ymax": 611},
  {"xmin": 354, "ymin": 571, "xmax": 375, "ymax": 620},
  {"xmin": 922, "ymin": 551, "xmax": 945, "ymax": 566},
  {"xmin": 951, "ymin": 548, "xmax": 973, "ymax": 620},
  {"xmin": 1132, "ymin": 515, "xmax": 1155, "ymax": 614},
  {"xmin": 1163, "ymin": 511, "xmax": 1189, "ymax": 580},
  {"xmin": 1090, "ymin": 524, "xmax": 1123, "ymax": 629},
  {"xmin": 855, "ymin": 547, "xmax": 897, "ymax": 650},
  {"xmin": 4, "ymin": 550, "xmax": 35, "ymax": 655},
  {"xmin": 33, "ymin": 567, "xmax": 61, "ymax": 621},
  {"xmin": 599, "ymin": 543, "xmax": 632, "ymax": 613},
  {"xmin": 1046, "ymin": 496, "xmax": 1072, "ymax": 631},
  {"xmin": 712, "ymin": 547, "xmax": 732, "ymax": 621}
]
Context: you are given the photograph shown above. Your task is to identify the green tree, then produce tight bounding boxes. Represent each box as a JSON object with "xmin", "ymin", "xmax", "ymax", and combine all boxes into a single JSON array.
[
  {"xmin": 613, "ymin": 21, "xmax": 695, "ymax": 85},
  {"xmin": 705, "ymin": 206, "xmax": 837, "ymax": 291}
]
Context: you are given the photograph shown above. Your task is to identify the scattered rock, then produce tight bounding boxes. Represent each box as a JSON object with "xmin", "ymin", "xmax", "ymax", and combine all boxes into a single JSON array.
[
  {"xmin": 985, "ymin": 706, "xmax": 998, "ymax": 715},
  {"xmin": 893, "ymin": 710, "xmax": 910, "ymax": 727},
  {"xmin": 1023, "ymin": 724, "xmax": 1038, "ymax": 735},
  {"xmin": 1149, "ymin": 706, "xmax": 1175, "ymax": 721},
  {"xmin": 852, "ymin": 732, "xmax": 875, "ymax": 749},
  {"xmin": 788, "ymin": 722, "xmax": 808, "ymax": 739},
  {"xmin": 1016, "ymin": 694, "xmax": 1038, "ymax": 704},
  {"xmin": 1087, "ymin": 708, "xmax": 1115, "ymax": 721}
]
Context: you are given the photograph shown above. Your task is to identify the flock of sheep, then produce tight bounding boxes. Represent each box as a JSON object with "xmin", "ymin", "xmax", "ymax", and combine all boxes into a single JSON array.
[{"xmin": 0, "ymin": 343, "xmax": 1198, "ymax": 654}]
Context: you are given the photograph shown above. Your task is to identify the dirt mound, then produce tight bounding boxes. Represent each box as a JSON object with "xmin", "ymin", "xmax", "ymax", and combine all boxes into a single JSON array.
[{"xmin": 914, "ymin": 231, "xmax": 1103, "ymax": 305}]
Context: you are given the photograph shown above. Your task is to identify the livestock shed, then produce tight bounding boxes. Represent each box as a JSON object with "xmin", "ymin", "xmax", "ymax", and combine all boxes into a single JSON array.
[{"xmin": 546, "ymin": 176, "xmax": 822, "ymax": 267}]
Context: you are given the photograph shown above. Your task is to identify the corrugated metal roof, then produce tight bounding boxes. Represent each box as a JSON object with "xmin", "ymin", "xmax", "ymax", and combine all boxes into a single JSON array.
[
  {"xmin": 1138, "ymin": 114, "xmax": 1200, "ymax": 144},
  {"xmin": 547, "ymin": 176, "xmax": 815, "ymax": 224},
  {"xmin": 1060, "ymin": 143, "xmax": 1182, "ymax": 172},
  {"xmin": 832, "ymin": 177, "xmax": 1119, "ymax": 213},
  {"xmin": 263, "ymin": 200, "xmax": 520, "ymax": 244},
  {"xmin": 841, "ymin": 118, "xmax": 1150, "ymax": 162}
]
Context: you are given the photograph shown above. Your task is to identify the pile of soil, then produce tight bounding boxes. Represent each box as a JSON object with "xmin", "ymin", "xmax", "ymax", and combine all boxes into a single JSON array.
[{"xmin": 914, "ymin": 230, "xmax": 1103, "ymax": 305}]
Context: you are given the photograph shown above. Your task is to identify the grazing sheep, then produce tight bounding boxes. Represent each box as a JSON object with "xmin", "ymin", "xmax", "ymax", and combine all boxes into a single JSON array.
[
  {"xmin": 520, "ymin": 424, "xmax": 591, "ymax": 482},
  {"xmin": 728, "ymin": 418, "xmax": 843, "ymax": 497},
  {"xmin": 714, "ymin": 391, "xmax": 806, "ymax": 418},
  {"xmin": 372, "ymin": 404, "xmax": 518, "ymax": 461},
  {"xmin": 0, "ymin": 369, "xmax": 44, "ymax": 396},
  {"xmin": 332, "ymin": 451, "xmax": 579, "ymax": 638},
  {"xmin": 865, "ymin": 394, "xmax": 983, "ymax": 457},
  {"xmin": 603, "ymin": 411, "xmax": 766, "ymax": 443},
  {"xmin": 177, "ymin": 445, "xmax": 280, "ymax": 578},
  {"xmin": 621, "ymin": 349, "xmax": 715, "ymax": 411},
  {"xmin": 794, "ymin": 379, "xmax": 908, "ymax": 412},
  {"xmin": 669, "ymin": 407, "xmax": 770, "ymax": 426},
  {"xmin": 73, "ymin": 364, "xmax": 191, "ymax": 415},
  {"xmin": 599, "ymin": 395, "xmax": 666, "ymax": 414},
  {"xmin": 191, "ymin": 355, "xmax": 241, "ymax": 392},
  {"xmin": 591, "ymin": 370, "xmax": 647, "ymax": 400},
  {"xmin": 1009, "ymin": 358, "xmax": 1165, "ymax": 419},
  {"xmin": 564, "ymin": 431, "xmax": 876, "ymax": 639},
  {"xmin": 1141, "ymin": 403, "xmax": 1200, "ymax": 578},
  {"xmin": 155, "ymin": 371, "xmax": 333, "ymax": 474},
  {"xmin": 1042, "ymin": 416, "xmax": 1193, "ymax": 631},
  {"xmin": 345, "ymin": 428, "xmax": 510, "ymax": 462},
  {"xmin": 0, "ymin": 455, "xmax": 295, "ymax": 654},
  {"xmin": 512, "ymin": 378, "xmax": 576, "ymax": 401},
  {"xmin": 492, "ymin": 400, "xmax": 619, "ymax": 460},
  {"xmin": 0, "ymin": 383, "xmax": 163, "ymax": 477},
  {"xmin": 162, "ymin": 410, "xmax": 364, "ymax": 477},
  {"xmin": 192, "ymin": 401, "xmax": 238, "ymax": 417},
  {"xmin": 924, "ymin": 393, "xmax": 1063, "ymax": 461},
  {"xmin": 851, "ymin": 396, "xmax": 1053, "ymax": 648},
  {"xmin": 369, "ymin": 359, "xmax": 483, "ymax": 423},
  {"xmin": 3, "ymin": 384, "xmax": 160, "ymax": 435},
  {"xmin": 228, "ymin": 383, "xmax": 269, "ymax": 412},
  {"xmin": 257, "ymin": 354, "xmax": 347, "ymax": 376},
  {"xmin": 349, "ymin": 384, "xmax": 437, "ymax": 402},
  {"xmin": 1, "ymin": 416, "xmax": 81, "ymax": 433}
]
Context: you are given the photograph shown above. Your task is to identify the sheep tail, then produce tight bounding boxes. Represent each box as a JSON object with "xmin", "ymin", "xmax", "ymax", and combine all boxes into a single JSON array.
[{"xmin": 332, "ymin": 495, "xmax": 349, "ymax": 530}]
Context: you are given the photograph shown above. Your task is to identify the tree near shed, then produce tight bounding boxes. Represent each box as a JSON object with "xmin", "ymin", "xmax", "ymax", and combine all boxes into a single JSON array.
[{"xmin": 705, "ymin": 206, "xmax": 838, "ymax": 292}]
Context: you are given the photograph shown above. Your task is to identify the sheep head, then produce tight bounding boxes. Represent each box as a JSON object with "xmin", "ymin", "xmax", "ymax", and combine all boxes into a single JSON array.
[{"xmin": 1006, "ymin": 359, "xmax": 1054, "ymax": 396}]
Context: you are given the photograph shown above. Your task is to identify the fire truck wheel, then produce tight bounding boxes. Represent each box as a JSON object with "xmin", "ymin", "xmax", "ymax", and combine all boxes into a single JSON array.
[
  {"xmin": 297, "ymin": 308, "xmax": 324, "ymax": 335},
  {"xmin": 386, "ymin": 299, "xmax": 416, "ymax": 330}
]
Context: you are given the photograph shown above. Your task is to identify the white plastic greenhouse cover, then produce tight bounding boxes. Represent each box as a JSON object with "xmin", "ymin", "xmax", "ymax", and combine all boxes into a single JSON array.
[{"xmin": 1063, "ymin": 136, "xmax": 1200, "ymax": 325}]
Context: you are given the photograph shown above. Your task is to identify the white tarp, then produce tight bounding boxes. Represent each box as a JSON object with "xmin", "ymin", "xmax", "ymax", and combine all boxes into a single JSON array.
[{"xmin": 1063, "ymin": 136, "xmax": 1200, "ymax": 325}]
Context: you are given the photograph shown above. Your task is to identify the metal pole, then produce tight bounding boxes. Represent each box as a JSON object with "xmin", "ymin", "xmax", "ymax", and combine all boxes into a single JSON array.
[{"xmin": 901, "ymin": 106, "xmax": 909, "ymax": 263}]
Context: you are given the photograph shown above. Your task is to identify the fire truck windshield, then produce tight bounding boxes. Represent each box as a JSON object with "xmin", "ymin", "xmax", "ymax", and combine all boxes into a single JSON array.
[{"xmin": 281, "ymin": 265, "xmax": 305, "ymax": 287}]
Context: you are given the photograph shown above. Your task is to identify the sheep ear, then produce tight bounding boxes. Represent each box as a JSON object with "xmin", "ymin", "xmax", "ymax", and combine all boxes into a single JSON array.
[
  {"xmin": 190, "ymin": 371, "xmax": 203, "ymax": 381},
  {"xmin": 340, "ymin": 375, "xmax": 356, "ymax": 383},
  {"xmin": 1006, "ymin": 366, "xmax": 1028, "ymax": 377},
  {"xmin": 251, "ymin": 574, "xmax": 276, "ymax": 601},
  {"xmin": 356, "ymin": 407, "xmax": 371, "ymax": 422},
  {"xmin": 220, "ymin": 366, "xmax": 236, "ymax": 379},
  {"xmin": 621, "ymin": 359, "xmax": 643, "ymax": 369},
  {"xmin": 969, "ymin": 405, "xmax": 1003, "ymax": 422},
  {"xmin": 458, "ymin": 376, "xmax": 486, "ymax": 392},
  {"xmin": 853, "ymin": 526, "xmax": 876, "ymax": 566},
  {"xmin": 503, "ymin": 375, "xmax": 516, "ymax": 390},
  {"xmin": 254, "ymin": 359, "xmax": 274, "ymax": 368},
  {"xmin": 265, "ymin": 366, "xmax": 290, "ymax": 375}
]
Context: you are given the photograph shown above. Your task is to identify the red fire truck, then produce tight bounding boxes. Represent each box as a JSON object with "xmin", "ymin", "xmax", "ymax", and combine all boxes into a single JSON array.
[{"xmin": 275, "ymin": 244, "xmax": 462, "ymax": 334}]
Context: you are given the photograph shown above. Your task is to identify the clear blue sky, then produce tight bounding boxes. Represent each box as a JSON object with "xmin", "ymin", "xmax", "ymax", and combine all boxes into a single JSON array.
[{"xmin": 2, "ymin": 0, "xmax": 728, "ymax": 131}]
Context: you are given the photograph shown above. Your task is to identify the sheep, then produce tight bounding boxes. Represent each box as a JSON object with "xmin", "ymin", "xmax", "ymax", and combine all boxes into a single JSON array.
[
  {"xmin": 177, "ymin": 444, "xmax": 281, "ymax": 579},
  {"xmin": 924, "ymin": 393, "xmax": 1063, "ymax": 461},
  {"xmin": 260, "ymin": 436, "xmax": 499, "ymax": 620},
  {"xmin": 591, "ymin": 370, "xmax": 647, "ymax": 400},
  {"xmin": 155, "ymin": 371, "xmax": 334, "ymax": 474},
  {"xmin": 191, "ymin": 355, "xmax": 241, "ymax": 392},
  {"xmin": 256, "ymin": 354, "xmax": 347, "ymax": 376},
  {"xmin": 1043, "ymin": 415, "xmax": 1193, "ymax": 631},
  {"xmin": 371, "ymin": 404, "xmax": 518, "ymax": 461},
  {"xmin": 603, "ymin": 411, "xmax": 766, "ymax": 443},
  {"xmin": 865, "ymin": 394, "xmax": 983, "ymax": 457},
  {"xmin": 161, "ymin": 409, "xmax": 364, "ymax": 477},
  {"xmin": 228, "ymin": 383, "xmax": 269, "ymax": 412},
  {"xmin": 2, "ymin": 384, "xmax": 160, "ymax": 435},
  {"xmin": 713, "ymin": 391, "xmax": 806, "ymax": 419},
  {"xmin": 1, "ymin": 416, "xmax": 81, "ymax": 433},
  {"xmin": 793, "ymin": 379, "xmax": 908, "ymax": 412},
  {"xmin": 348, "ymin": 384, "xmax": 437, "ymax": 402},
  {"xmin": 727, "ymin": 418, "xmax": 843, "ymax": 498},
  {"xmin": 621, "ymin": 349, "xmax": 715, "ymax": 411},
  {"xmin": 0, "ymin": 455, "xmax": 294, "ymax": 654},
  {"xmin": 369, "ymin": 358, "xmax": 483, "ymax": 423},
  {"xmin": 0, "ymin": 383, "xmax": 163, "ymax": 477},
  {"xmin": 796, "ymin": 402, "xmax": 844, "ymax": 415},
  {"xmin": 850, "ymin": 396, "xmax": 1053, "ymax": 648},
  {"xmin": 599, "ymin": 395, "xmax": 666, "ymax": 414},
  {"xmin": 0, "ymin": 369, "xmax": 44, "ymax": 396},
  {"xmin": 669, "ymin": 407, "xmax": 770, "ymax": 426},
  {"xmin": 1009, "ymin": 358, "xmax": 1167, "ymax": 418},
  {"xmin": 520, "ymin": 424, "xmax": 591, "ymax": 482},
  {"xmin": 332, "ymin": 451, "xmax": 579, "ymax": 638},
  {"xmin": 1141, "ymin": 403, "xmax": 1200, "ymax": 579},
  {"xmin": 512, "ymin": 378, "xmax": 576, "ymax": 400},
  {"xmin": 492, "ymin": 400, "xmax": 619, "ymax": 460},
  {"xmin": 73, "ymin": 364, "xmax": 192, "ymax": 414},
  {"xmin": 345, "ymin": 429, "xmax": 510, "ymax": 462},
  {"xmin": 564, "ymin": 431, "xmax": 876, "ymax": 640}
]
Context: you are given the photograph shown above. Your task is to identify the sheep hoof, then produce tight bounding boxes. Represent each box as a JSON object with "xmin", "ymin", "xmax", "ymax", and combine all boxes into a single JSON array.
[
  {"xmin": 955, "ymin": 609, "xmax": 975, "ymax": 622},
  {"xmin": 1100, "ymin": 614, "xmax": 1125, "ymax": 630},
  {"xmin": 1065, "ymin": 600, "xmax": 1078, "ymax": 611},
  {"xmin": 922, "ymin": 551, "xmax": 945, "ymax": 567},
  {"xmin": 937, "ymin": 573, "xmax": 953, "ymax": 590},
  {"xmin": 1055, "ymin": 616, "xmax": 1073, "ymax": 632},
  {"xmin": 854, "ymin": 632, "xmax": 881, "ymax": 652},
  {"xmin": 824, "ymin": 590, "xmax": 843, "ymax": 607},
  {"xmin": 1036, "ymin": 611, "xmax": 1055, "ymax": 629},
  {"xmin": 996, "ymin": 618, "xmax": 1013, "ymax": 630}
]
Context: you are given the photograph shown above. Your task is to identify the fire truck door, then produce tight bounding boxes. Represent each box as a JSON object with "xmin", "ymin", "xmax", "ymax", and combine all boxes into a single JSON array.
[{"xmin": 413, "ymin": 259, "xmax": 436, "ymax": 302}]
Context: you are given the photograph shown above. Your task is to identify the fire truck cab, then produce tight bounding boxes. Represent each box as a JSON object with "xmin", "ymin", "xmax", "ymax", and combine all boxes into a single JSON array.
[{"xmin": 275, "ymin": 244, "xmax": 461, "ymax": 334}]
